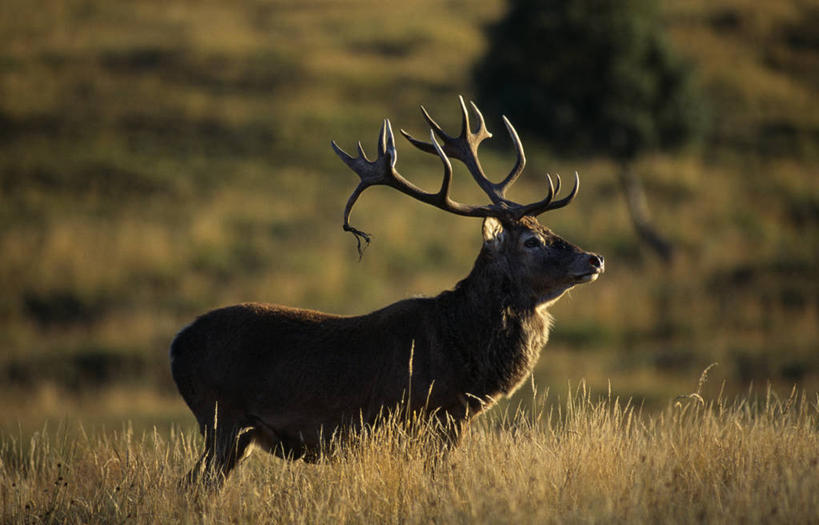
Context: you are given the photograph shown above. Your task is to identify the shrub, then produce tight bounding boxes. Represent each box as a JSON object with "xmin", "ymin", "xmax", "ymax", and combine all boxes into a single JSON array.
[{"xmin": 474, "ymin": 0, "xmax": 708, "ymax": 160}]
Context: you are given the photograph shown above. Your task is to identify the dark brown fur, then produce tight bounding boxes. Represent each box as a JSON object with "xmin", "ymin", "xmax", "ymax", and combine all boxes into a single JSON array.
[{"xmin": 170, "ymin": 216, "xmax": 603, "ymax": 486}]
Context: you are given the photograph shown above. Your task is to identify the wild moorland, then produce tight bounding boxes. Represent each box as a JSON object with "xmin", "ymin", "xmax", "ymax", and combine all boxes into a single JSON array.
[{"xmin": 0, "ymin": 0, "xmax": 817, "ymax": 521}]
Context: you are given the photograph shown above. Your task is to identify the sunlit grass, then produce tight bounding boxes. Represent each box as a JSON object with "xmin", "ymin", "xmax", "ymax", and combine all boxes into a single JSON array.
[
  {"xmin": 0, "ymin": 0, "xmax": 816, "ymax": 430},
  {"xmin": 2, "ymin": 379, "xmax": 817, "ymax": 524}
]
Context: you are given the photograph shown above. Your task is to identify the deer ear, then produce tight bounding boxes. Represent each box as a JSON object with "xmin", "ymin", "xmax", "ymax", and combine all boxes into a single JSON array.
[{"xmin": 482, "ymin": 217, "xmax": 506, "ymax": 248}]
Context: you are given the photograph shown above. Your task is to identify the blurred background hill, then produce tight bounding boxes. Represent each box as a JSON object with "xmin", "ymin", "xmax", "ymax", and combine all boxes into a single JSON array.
[{"xmin": 0, "ymin": 0, "xmax": 816, "ymax": 434}]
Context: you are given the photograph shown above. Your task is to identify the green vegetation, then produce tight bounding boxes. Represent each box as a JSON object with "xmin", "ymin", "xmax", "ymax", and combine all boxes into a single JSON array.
[
  {"xmin": 474, "ymin": 0, "xmax": 707, "ymax": 159},
  {"xmin": 0, "ymin": 0, "xmax": 817, "ymax": 511}
]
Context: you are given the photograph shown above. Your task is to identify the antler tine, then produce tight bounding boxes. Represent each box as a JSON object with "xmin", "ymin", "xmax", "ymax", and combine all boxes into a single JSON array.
[
  {"xmin": 420, "ymin": 105, "xmax": 453, "ymax": 144},
  {"xmin": 400, "ymin": 104, "xmax": 455, "ymax": 156},
  {"xmin": 379, "ymin": 118, "xmax": 393, "ymax": 158},
  {"xmin": 400, "ymin": 96, "xmax": 503, "ymax": 205},
  {"xmin": 399, "ymin": 104, "xmax": 454, "ymax": 156},
  {"xmin": 515, "ymin": 171, "xmax": 580, "ymax": 218},
  {"xmin": 465, "ymin": 98, "xmax": 493, "ymax": 142},
  {"xmin": 457, "ymin": 96, "xmax": 470, "ymax": 140},
  {"xmin": 356, "ymin": 141, "xmax": 369, "ymax": 161},
  {"xmin": 400, "ymin": 123, "xmax": 437, "ymax": 155},
  {"xmin": 428, "ymin": 130, "xmax": 454, "ymax": 200},
  {"xmin": 512, "ymin": 174, "xmax": 554, "ymax": 219},
  {"xmin": 545, "ymin": 171, "xmax": 580, "ymax": 211},
  {"xmin": 495, "ymin": 115, "xmax": 526, "ymax": 198}
]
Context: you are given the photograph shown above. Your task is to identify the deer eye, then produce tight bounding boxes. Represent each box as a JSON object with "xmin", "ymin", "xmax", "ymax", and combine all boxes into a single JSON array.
[{"xmin": 524, "ymin": 237, "xmax": 541, "ymax": 248}]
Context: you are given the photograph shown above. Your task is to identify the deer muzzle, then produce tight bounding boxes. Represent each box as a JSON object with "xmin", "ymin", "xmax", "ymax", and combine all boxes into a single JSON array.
[{"xmin": 573, "ymin": 254, "xmax": 605, "ymax": 283}]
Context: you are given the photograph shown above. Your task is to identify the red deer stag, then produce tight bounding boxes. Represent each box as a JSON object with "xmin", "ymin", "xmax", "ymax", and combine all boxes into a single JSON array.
[{"xmin": 170, "ymin": 97, "xmax": 604, "ymax": 486}]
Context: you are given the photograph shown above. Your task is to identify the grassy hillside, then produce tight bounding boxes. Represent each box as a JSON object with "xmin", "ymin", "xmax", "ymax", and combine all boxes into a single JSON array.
[{"xmin": 0, "ymin": 0, "xmax": 816, "ymax": 434}]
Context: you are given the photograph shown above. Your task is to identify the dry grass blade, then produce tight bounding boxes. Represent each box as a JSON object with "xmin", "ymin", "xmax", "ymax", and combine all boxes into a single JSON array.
[{"xmin": 674, "ymin": 363, "xmax": 718, "ymax": 407}]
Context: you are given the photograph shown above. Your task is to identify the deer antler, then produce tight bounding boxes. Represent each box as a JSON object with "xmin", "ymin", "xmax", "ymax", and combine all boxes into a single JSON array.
[
  {"xmin": 331, "ymin": 97, "xmax": 579, "ymax": 253},
  {"xmin": 401, "ymin": 96, "xmax": 579, "ymax": 217},
  {"xmin": 331, "ymin": 119, "xmax": 506, "ymax": 255}
]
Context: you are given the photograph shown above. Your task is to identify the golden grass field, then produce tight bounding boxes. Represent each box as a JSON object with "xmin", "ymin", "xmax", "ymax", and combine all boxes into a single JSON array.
[
  {"xmin": 3, "ymin": 377, "xmax": 818, "ymax": 524},
  {"xmin": 0, "ymin": 0, "xmax": 817, "ymax": 522}
]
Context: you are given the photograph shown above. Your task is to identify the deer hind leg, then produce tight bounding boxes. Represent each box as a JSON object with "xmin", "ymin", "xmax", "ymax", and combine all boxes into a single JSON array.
[
  {"xmin": 183, "ymin": 408, "xmax": 257, "ymax": 489},
  {"xmin": 248, "ymin": 416, "xmax": 319, "ymax": 462}
]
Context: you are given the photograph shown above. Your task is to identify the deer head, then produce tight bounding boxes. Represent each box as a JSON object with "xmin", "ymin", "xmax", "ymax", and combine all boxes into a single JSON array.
[
  {"xmin": 332, "ymin": 96, "xmax": 603, "ymax": 305},
  {"xmin": 479, "ymin": 215, "xmax": 603, "ymax": 309}
]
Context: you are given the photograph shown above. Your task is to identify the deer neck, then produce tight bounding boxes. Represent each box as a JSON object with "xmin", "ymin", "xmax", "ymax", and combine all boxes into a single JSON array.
[{"xmin": 437, "ymin": 260, "xmax": 551, "ymax": 402}]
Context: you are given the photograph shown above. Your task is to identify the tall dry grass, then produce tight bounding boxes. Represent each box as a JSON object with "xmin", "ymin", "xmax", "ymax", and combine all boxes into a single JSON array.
[{"xmin": 2, "ymin": 378, "xmax": 817, "ymax": 524}]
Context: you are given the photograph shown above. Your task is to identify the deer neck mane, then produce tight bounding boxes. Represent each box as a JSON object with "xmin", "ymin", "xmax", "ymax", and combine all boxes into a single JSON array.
[{"xmin": 435, "ymin": 253, "xmax": 552, "ymax": 401}]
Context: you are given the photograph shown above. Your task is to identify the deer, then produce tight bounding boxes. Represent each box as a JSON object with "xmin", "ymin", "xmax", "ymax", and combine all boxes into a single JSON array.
[{"xmin": 170, "ymin": 97, "xmax": 604, "ymax": 487}]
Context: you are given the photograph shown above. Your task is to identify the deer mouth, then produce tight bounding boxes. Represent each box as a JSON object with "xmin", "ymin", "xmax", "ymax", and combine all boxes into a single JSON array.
[{"xmin": 573, "ymin": 269, "xmax": 602, "ymax": 284}]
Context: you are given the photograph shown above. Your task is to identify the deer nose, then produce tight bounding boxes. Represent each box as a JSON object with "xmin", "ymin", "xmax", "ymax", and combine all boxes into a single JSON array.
[{"xmin": 589, "ymin": 254, "xmax": 605, "ymax": 272}]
